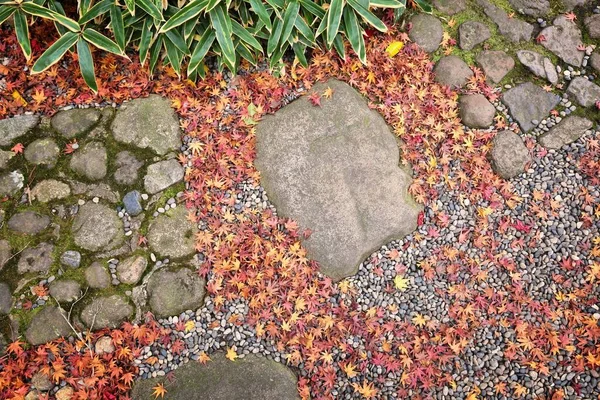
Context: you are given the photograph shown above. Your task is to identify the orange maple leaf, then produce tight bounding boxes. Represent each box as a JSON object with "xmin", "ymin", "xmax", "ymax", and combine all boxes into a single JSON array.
[{"xmin": 153, "ymin": 383, "xmax": 167, "ymax": 398}]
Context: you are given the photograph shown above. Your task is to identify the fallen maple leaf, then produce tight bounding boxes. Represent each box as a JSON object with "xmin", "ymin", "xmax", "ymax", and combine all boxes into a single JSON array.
[
  {"xmin": 308, "ymin": 92, "xmax": 321, "ymax": 106},
  {"xmin": 64, "ymin": 139, "xmax": 78, "ymax": 154},
  {"xmin": 536, "ymin": 34, "xmax": 546, "ymax": 43},
  {"xmin": 385, "ymin": 41, "xmax": 404, "ymax": 57},
  {"xmin": 565, "ymin": 11, "xmax": 577, "ymax": 21},
  {"xmin": 153, "ymin": 383, "xmax": 167, "ymax": 398},
  {"xmin": 226, "ymin": 347, "xmax": 238, "ymax": 361},
  {"xmin": 32, "ymin": 89, "xmax": 47, "ymax": 104},
  {"xmin": 394, "ymin": 275, "xmax": 409, "ymax": 291},
  {"xmin": 323, "ymin": 87, "xmax": 334, "ymax": 99},
  {"xmin": 184, "ymin": 320, "xmax": 195, "ymax": 332},
  {"xmin": 11, "ymin": 143, "xmax": 24, "ymax": 154},
  {"xmin": 352, "ymin": 381, "xmax": 378, "ymax": 399}
]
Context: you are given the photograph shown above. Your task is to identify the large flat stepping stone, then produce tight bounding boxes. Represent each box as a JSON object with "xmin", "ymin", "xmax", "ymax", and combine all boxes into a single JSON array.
[
  {"xmin": 517, "ymin": 50, "xmax": 558, "ymax": 85},
  {"xmin": 132, "ymin": 353, "xmax": 299, "ymax": 400},
  {"xmin": 143, "ymin": 159, "xmax": 184, "ymax": 194},
  {"xmin": 8, "ymin": 211, "xmax": 50, "ymax": 235},
  {"xmin": 490, "ymin": 131, "xmax": 531, "ymax": 179},
  {"xmin": 459, "ymin": 21, "xmax": 490, "ymax": 51},
  {"xmin": 0, "ymin": 171, "xmax": 23, "ymax": 196},
  {"xmin": 18, "ymin": 242, "xmax": 54, "ymax": 275},
  {"xmin": 25, "ymin": 306, "xmax": 71, "ymax": 345},
  {"xmin": 538, "ymin": 116, "xmax": 593, "ymax": 149},
  {"xmin": 0, "ymin": 115, "xmax": 39, "ymax": 146},
  {"xmin": 80, "ymin": 294, "xmax": 133, "ymax": 329},
  {"xmin": 147, "ymin": 268, "xmax": 205, "ymax": 318},
  {"xmin": 69, "ymin": 141, "xmax": 107, "ymax": 180},
  {"xmin": 477, "ymin": 0, "xmax": 533, "ymax": 42},
  {"xmin": 502, "ymin": 82, "xmax": 560, "ymax": 132},
  {"xmin": 585, "ymin": 14, "xmax": 600, "ymax": 39},
  {"xmin": 432, "ymin": 0, "xmax": 465, "ymax": 14},
  {"xmin": 72, "ymin": 203, "xmax": 124, "ymax": 252},
  {"xmin": 508, "ymin": 0, "xmax": 549, "ymax": 17},
  {"xmin": 111, "ymin": 95, "xmax": 182, "ymax": 156},
  {"xmin": 540, "ymin": 15, "xmax": 584, "ymax": 67},
  {"xmin": 566, "ymin": 76, "xmax": 600, "ymax": 107},
  {"xmin": 476, "ymin": 51, "xmax": 515, "ymax": 84},
  {"xmin": 434, "ymin": 56, "xmax": 473, "ymax": 89},
  {"xmin": 408, "ymin": 14, "xmax": 443, "ymax": 53},
  {"xmin": 148, "ymin": 206, "xmax": 196, "ymax": 259},
  {"xmin": 255, "ymin": 79, "xmax": 420, "ymax": 281},
  {"xmin": 51, "ymin": 108, "xmax": 100, "ymax": 138},
  {"xmin": 24, "ymin": 138, "xmax": 59, "ymax": 168}
]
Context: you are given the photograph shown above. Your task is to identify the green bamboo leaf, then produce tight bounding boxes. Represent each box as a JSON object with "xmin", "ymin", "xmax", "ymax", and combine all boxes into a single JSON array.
[
  {"xmin": 209, "ymin": 3, "xmax": 235, "ymax": 68},
  {"xmin": 187, "ymin": 28, "xmax": 215, "ymax": 74},
  {"xmin": 332, "ymin": 32, "xmax": 345, "ymax": 58},
  {"xmin": 413, "ymin": 0, "xmax": 432, "ymax": 12},
  {"xmin": 266, "ymin": 16, "xmax": 282, "ymax": 55},
  {"xmin": 369, "ymin": 0, "xmax": 403, "ymax": 7},
  {"xmin": 78, "ymin": 0, "xmax": 111, "ymax": 25},
  {"xmin": 292, "ymin": 42, "xmax": 307, "ymax": 67},
  {"xmin": 0, "ymin": 6, "xmax": 16, "ymax": 25},
  {"xmin": 231, "ymin": 19, "xmax": 262, "ymax": 51},
  {"xmin": 298, "ymin": 0, "xmax": 325, "ymax": 18},
  {"xmin": 183, "ymin": 17, "xmax": 196, "ymax": 40},
  {"xmin": 149, "ymin": 35, "xmax": 163, "ymax": 74},
  {"xmin": 135, "ymin": 0, "xmax": 163, "ymax": 21},
  {"xmin": 78, "ymin": 0, "xmax": 92, "ymax": 16},
  {"xmin": 343, "ymin": 6, "xmax": 364, "ymax": 63},
  {"xmin": 76, "ymin": 38, "xmax": 97, "ymax": 92},
  {"xmin": 48, "ymin": 0, "xmax": 69, "ymax": 35},
  {"xmin": 248, "ymin": 0, "xmax": 271, "ymax": 31},
  {"xmin": 124, "ymin": 0, "xmax": 135, "ymax": 15},
  {"xmin": 326, "ymin": 0, "xmax": 343, "ymax": 47},
  {"xmin": 347, "ymin": 0, "xmax": 387, "ymax": 32},
  {"xmin": 82, "ymin": 28, "xmax": 125, "ymax": 55},
  {"xmin": 164, "ymin": 36, "xmax": 183, "ymax": 76},
  {"xmin": 164, "ymin": 28, "xmax": 190, "ymax": 54},
  {"xmin": 21, "ymin": 2, "xmax": 80, "ymax": 32},
  {"xmin": 279, "ymin": 0, "xmax": 299, "ymax": 47},
  {"xmin": 158, "ymin": 0, "xmax": 206, "ymax": 33},
  {"xmin": 294, "ymin": 15, "xmax": 315, "ymax": 44},
  {"xmin": 139, "ymin": 17, "xmax": 154, "ymax": 66},
  {"xmin": 13, "ymin": 10, "xmax": 31, "ymax": 60},
  {"xmin": 110, "ymin": 4, "xmax": 125, "ymax": 50},
  {"xmin": 31, "ymin": 31, "xmax": 78, "ymax": 74},
  {"xmin": 315, "ymin": 8, "xmax": 327, "ymax": 38},
  {"xmin": 204, "ymin": 0, "xmax": 221, "ymax": 13},
  {"xmin": 238, "ymin": 1, "xmax": 251, "ymax": 26},
  {"xmin": 235, "ymin": 39, "xmax": 256, "ymax": 65}
]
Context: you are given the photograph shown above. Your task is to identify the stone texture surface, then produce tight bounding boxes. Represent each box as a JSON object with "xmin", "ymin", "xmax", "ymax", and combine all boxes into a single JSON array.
[
  {"xmin": 477, "ymin": 0, "xmax": 533, "ymax": 42},
  {"xmin": 70, "ymin": 141, "xmax": 107, "ymax": 180},
  {"xmin": 490, "ymin": 131, "xmax": 531, "ymax": 179},
  {"xmin": 25, "ymin": 306, "xmax": 71, "ymax": 345},
  {"xmin": 17, "ymin": 242, "xmax": 54, "ymax": 274},
  {"xmin": 0, "ymin": 171, "xmax": 23, "ymax": 196},
  {"xmin": 0, "ymin": 282, "xmax": 12, "ymax": 314},
  {"xmin": 0, "ymin": 240, "xmax": 10, "ymax": 270},
  {"xmin": 31, "ymin": 179, "xmax": 71, "ymax": 203},
  {"xmin": 540, "ymin": 15, "xmax": 584, "ymax": 67},
  {"xmin": 60, "ymin": 251, "xmax": 81, "ymax": 269},
  {"xmin": 585, "ymin": 14, "xmax": 600, "ymax": 39},
  {"xmin": 31, "ymin": 372, "xmax": 53, "ymax": 391},
  {"xmin": 502, "ymin": 82, "xmax": 560, "ymax": 132},
  {"xmin": 477, "ymin": 51, "xmax": 515, "ymax": 84},
  {"xmin": 434, "ymin": 56, "xmax": 474, "ymax": 89},
  {"xmin": 123, "ymin": 190, "xmax": 143, "ymax": 216},
  {"xmin": 517, "ymin": 50, "xmax": 558, "ymax": 84},
  {"xmin": 147, "ymin": 268, "xmax": 206, "ymax": 318},
  {"xmin": 116, "ymin": 255, "xmax": 147, "ymax": 284},
  {"xmin": 566, "ymin": 76, "xmax": 600, "ymax": 107},
  {"xmin": 113, "ymin": 151, "xmax": 143, "ymax": 185},
  {"xmin": 591, "ymin": 51, "xmax": 600, "ymax": 73},
  {"xmin": 0, "ymin": 150, "xmax": 14, "ymax": 169},
  {"xmin": 80, "ymin": 295, "xmax": 133, "ymax": 329},
  {"xmin": 25, "ymin": 138, "xmax": 59, "ymax": 168},
  {"xmin": 0, "ymin": 115, "xmax": 39, "ymax": 146},
  {"xmin": 72, "ymin": 203, "xmax": 124, "ymax": 252},
  {"xmin": 459, "ymin": 21, "xmax": 491, "ymax": 51},
  {"xmin": 148, "ymin": 206, "xmax": 196, "ymax": 259},
  {"xmin": 49, "ymin": 280, "xmax": 81, "ymax": 303},
  {"xmin": 408, "ymin": 14, "xmax": 443, "ymax": 53},
  {"xmin": 255, "ymin": 80, "xmax": 420, "ymax": 281},
  {"xmin": 95, "ymin": 336, "xmax": 115, "ymax": 354},
  {"xmin": 143, "ymin": 159, "xmax": 184, "ymax": 194},
  {"xmin": 508, "ymin": 0, "xmax": 549, "ymax": 17},
  {"xmin": 8, "ymin": 211, "xmax": 50, "ymax": 235},
  {"xmin": 85, "ymin": 262, "xmax": 111, "ymax": 289},
  {"xmin": 459, "ymin": 94, "xmax": 496, "ymax": 128},
  {"xmin": 562, "ymin": 0, "xmax": 589, "ymax": 9},
  {"xmin": 51, "ymin": 109, "xmax": 100, "ymax": 138},
  {"xmin": 432, "ymin": 0, "xmax": 465, "ymax": 14},
  {"xmin": 111, "ymin": 95, "xmax": 182, "ymax": 156},
  {"xmin": 132, "ymin": 353, "xmax": 300, "ymax": 400},
  {"xmin": 538, "ymin": 116, "xmax": 593, "ymax": 149}
]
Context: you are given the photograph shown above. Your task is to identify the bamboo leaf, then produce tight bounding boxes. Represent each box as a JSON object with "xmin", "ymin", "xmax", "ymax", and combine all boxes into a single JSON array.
[
  {"xmin": 158, "ymin": 0, "xmax": 206, "ymax": 33},
  {"xmin": 326, "ymin": 0, "xmax": 343, "ymax": 46},
  {"xmin": 209, "ymin": 3, "xmax": 235, "ymax": 68},
  {"xmin": 31, "ymin": 32, "xmax": 78, "ymax": 74},
  {"xmin": 14, "ymin": 10, "xmax": 31, "ymax": 60},
  {"xmin": 82, "ymin": 28, "xmax": 125, "ymax": 55},
  {"xmin": 110, "ymin": 4, "xmax": 126, "ymax": 50},
  {"xmin": 77, "ymin": 38, "xmax": 97, "ymax": 92}
]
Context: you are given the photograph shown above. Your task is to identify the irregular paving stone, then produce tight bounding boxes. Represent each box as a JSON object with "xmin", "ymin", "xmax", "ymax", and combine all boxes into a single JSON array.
[
  {"xmin": 123, "ymin": 190, "xmax": 143, "ymax": 216},
  {"xmin": 540, "ymin": 15, "xmax": 584, "ymax": 67},
  {"xmin": 459, "ymin": 94, "xmax": 496, "ymax": 128},
  {"xmin": 490, "ymin": 131, "xmax": 531, "ymax": 179},
  {"xmin": 147, "ymin": 268, "xmax": 206, "ymax": 318},
  {"xmin": 148, "ymin": 206, "xmax": 196, "ymax": 259},
  {"xmin": 55, "ymin": 386, "xmax": 74, "ymax": 400},
  {"xmin": 111, "ymin": 95, "xmax": 182, "ymax": 156},
  {"xmin": 60, "ymin": 250, "xmax": 81, "ymax": 269},
  {"xmin": 517, "ymin": 50, "xmax": 558, "ymax": 84},
  {"xmin": 508, "ymin": 0, "xmax": 549, "ymax": 17},
  {"xmin": 0, "ymin": 240, "xmax": 10, "ymax": 270},
  {"xmin": 49, "ymin": 280, "xmax": 81, "ymax": 303},
  {"xmin": 585, "ymin": 14, "xmax": 600, "ymax": 38},
  {"xmin": 116, "ymin": 255, "xmax": 147, "ymax": 284},
  {"xmin": 70, "ymin": 141, "xmax": 107, "ymax": 180},
  {"xmin": 477, "ymin": 0, "xmax": 533, "ymax": 42},
  {"xmin": 538, "ymin": 116, "xmax": 593, "ymax": 149},
  {"xmin": 255, "ymin": 79, "xmax": 420, "ymax": 281},
  {"xmin": 143, "ymin": 159, "xmax": 184, "ymax": 194},
  {"xmin": 69, "ymin": 181, "xmax": 120, "ymax": 203},
  {"xmin": 51, "ymin": 109, "xmax": 100, "ymax": 138},
  {"xmin": 84, "ymin": 262, "xmax": 110, "ymax": 289},
  {"xmin": 24, "ymin": 138, "xmax": 59, "ymax": 168},
  {"xmin": 31, "ymin": 179, "xmax": 71, "ymax": 203},
  {"xmin": 80, "ymin": 295, "xmax": 133, "ymax": 329},
  {"xmin": 31, "ymin": 372, "xmax": 53, "ymax": 391},
  {"xmin": 25, "ymin": 306, "xmax": 72, "ymax": 345},
  {"xmin": 0, "ymin": 170, "xmax": 23, "ymax": 196},
  {"xmin": 0, "ymin": 282, "xmax": 12, "ymax": 314},
  {"xmin": 8, "ymin": 211, "xmax": 50, "ymax": 235},
  {"xmin": 502, "ymin": 82, "xmax": 560, "ymax": 132},
  {"xmin": 434, "ymin": 56, "xmax": 474, "ymax": 89},
  {"xmin": 132, "ymin": 352, "xmax": 299, "ymax": 400},
  {"xmin": 408, "ymin": 14, "xmax": 443, "ymax": 53},
  {"xmin": 94, "ymin": 336, "xmax": 115, "ymax": 354},
  {"xmin": 562, "ymin": 0, "xmax": 589, "ymax": 9},
  {"xmin": 0, "ymin": 115, "xmax": 39, "ymax": 146},
  {"xmin": 17, "ymin": 242, "xmax": 54, "ymax": 274},
  {"xmin": 72, "ymin": 203, "xmax": 124, "ymax": 252},
  {"xmin": 0, "ymin": 150, "xmax": 14, "ymax": 170},
  {"xmin": 432, "ymin": 0, "xmax": 465, "ymax": 14},
  {"xmin": 113, "ymin": 151, "xmax": 143, "ymax": 185},
  {"xmin": 476, "ymin": 51, "xmax": 515, "ymax": 84},
  {"xmin": 566, "ymin": 76, "xmax": 600, "ymax": 107},
  {"xmin": 459, "ymin": 21, "xmax": 491, "ymax": 50},
  {"xmin": 590, "ymin": 51, "xmax": 600, "ymax": 73}
]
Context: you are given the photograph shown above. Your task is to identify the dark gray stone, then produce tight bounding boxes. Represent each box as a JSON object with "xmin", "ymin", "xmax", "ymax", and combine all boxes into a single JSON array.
[
  {"xmin": 477, "ymin": 0, "xmax": 534, "ymax": 42},
  {"xmin": 24, "ymin": 138, "xmax": 59, "ymax": 168},
  {"xmin": 432, "ymin": 0, "xmax": 465, "ymax": 14},
  {"xmin": 502, "ymin": 82, "xmax": 560, "ymax": 132},
  {"xmin": 408, "ymin": 14, "xmax": 443, "ymax": 53},
  {"xmin": 538, "ymin": 116, "xmax": 593, "ymax": 149},
  {"xmin": 590, "ymin": 51, "xmax": 600, "ymax": 73},
  {"xmin": 476, "ymin": 51, "xmax": 515, "ymax": 84},
  {"xmin": 459, "ymin": 21, "xmax": 491, "ymax": 50},
  {"xmin": 0, "ymin": 150, "xmax": 13, "ymax": 170},
  {"xmin": 60, "ymin": 250, "xmax": 81, "ymax": 269},
  {"xmin": 0, "ymin": 115, "xmax": 39, "ymax": 146},
  {"xmin": 148, "ymin": 206, "xmax": 196, "ymax": 259},
  {"xmin": 147, "ymin": 268, "xmax": 206, "ymax": 318},
  {"xmin": 111, "ymin": 95, "xmax": 182, "ymax": 156},
  {"xmin": 72, "ymin": 203, "xmax": 124, "ymax": 252},
  {"xmin": 0, "ymin": 240, "xmax": 10, "ymax": 270},
  {"xmin": 566, "ymin": 77, "xmax": 600, "ymax": 107},
  {"xmin": 508, "ymin": 0, "xmax": 549, "ymax": 17},
  {"xmin": 255, "ymin": 79, "xmax": 420, "ymax": 281},
  {"xmin": 70, "ymin": 141, "xmax": 107, "ymax": 180},
  {"xmin": 116, "ymin": 255, "xmax": 147, "ymax": 284},
  {"xmin": 113, "ymin": 151, "xmax": 143, "ymax": 186},
  {"xmin": 8, "ymin": 211, "xmax": 50, "ymax": 235},
  {"xmin": 31, "ymin": 179, "xmax": 71, "ymax": 203},
  {"xmin": 517, "ymin": 50, "xmax": 552, "ymax": 82},
  {"xmin": 51, "ymin": 109, "xmax": 100, "ymax": 138},
  {"xmin": 80, "ymin": 295, "xmax": 133, "ymax": 329},
  {"xmin": 132, "ymin": 353, "xmax": 299, "ymax": 400},
  {"xmin": 434, "ymin": 56, "xmax": 474, "ymax": 89},
  {"xmin": 0, "ymin": 282, "xmax": 12, "ymax": 314},
  {"xmin": 585, "ymin": 14, "xmax": 600, "ymax": 39},
  {"xmin": 85, "ymin": 262, "xmax": 110, "ymax": 289},
  {"xmin": 69, "ymin": 181, "xmax": 120, "ymax": 203},
  {"xmin": 25, "ymin": 306, "xmax": 72, "ymax": 345},
  {"xmin": 123, "ymin": 190, "xmax": 143, "ymax": 216},
  {"xmin": 562, "ymin": 0, "xmax": 589, "ymax": 9},
  {"xmin": 0, "ymin": 170, "xmax": 23, "ymax": 197},
  {"xmin": 490, "ymin": 131, "xmax": 531, "ymax": 179},
  {"xmin": 540, "ymin": 15, "xmax": 584, "ymax": 67},
  {"xmin": 49, "ymin": 280, "xmax": 81, "ymax": 303},
  {"xmin": 459, "ymin": 94, "xmax": 496, "ymax": 128},
  {"xmin": 143, "ymin": 159, "xmax": 184, "ymax": 194},
  {"xmin": 17, "ymin": 242, "xmax": 54, "ymax": 275}
]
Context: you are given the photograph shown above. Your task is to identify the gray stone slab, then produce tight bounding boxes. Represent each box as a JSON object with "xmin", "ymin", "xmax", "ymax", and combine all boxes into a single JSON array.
[
  {"xmin": 502, "ymin": 82, "xmax": 560, "ymax": 132},
  {"xmin": 538, "ymin": 116, "xmax": 593, "ymax": 149},
  {"xmin": 540, "ymin": 15, "xmax": 584, "ymax": 67},
  {"xmin": 0, "ymin": 115, "xmax": 39, "ymax": 146}
]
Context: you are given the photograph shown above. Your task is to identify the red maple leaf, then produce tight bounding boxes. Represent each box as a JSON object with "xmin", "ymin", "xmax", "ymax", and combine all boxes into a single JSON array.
[
  {"xmin": 11, "ymin": 143, "xmax": 24, "ymax": 154},
  {"xmin": 536, "ymin": 34, "xmax": 546, "ymax": 43},
  {"xmin": 308, "ymin": 92, "xmax": 321, "ymax": 106}
]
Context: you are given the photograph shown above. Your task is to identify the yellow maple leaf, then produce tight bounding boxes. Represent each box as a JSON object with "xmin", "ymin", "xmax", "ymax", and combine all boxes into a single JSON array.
[
  {"xmin": 323, "ymin": 87, "xmax": 334, "ymax": 99},
  {"xmin": 12, "ymin": 90, "xmax": 27, "ymax": 107},
  {"xmin": 184, "ymin": 320, "xmax": 195, "ymax": 332},
  {"xmin": 412, "ymin": 313, "xmax": 427, "ymax": 327},
  {"xmin": 198, "ymin": 351, "xmax": 211, "ymax": 364},
  {"xmin": 385, "ymin": 41, "xmax": 404, "ymax": 57},
  {"xmin": 394, "ymin": 275, "xmax": 409, "ymax": 291},
  {"xmin": 226, "ymin": 347, "xmax": 238, "ymax": 361},
  {"xmin": 153, "ymin": 383, "xmax": 167, "ymax": 399},
  {"xmin": 343, "ymin": 362, "xmax": 358, "ymax": 378},
  {"xmin": 32, "ymin": 89, "xmax": 47, "ymax": 104},
  {"xmin": 352, "ymin": 381, "xmax": 378, "ymax": 399}
]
